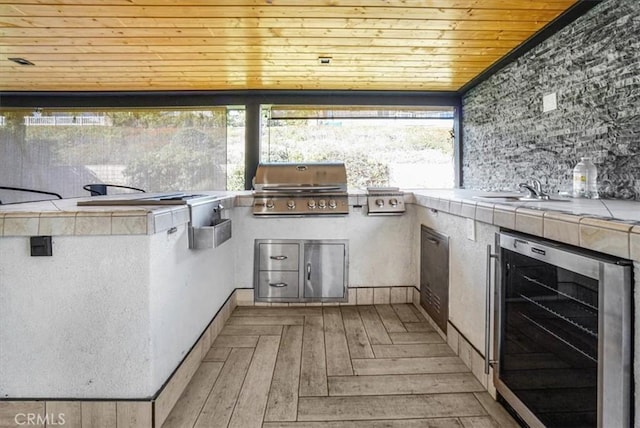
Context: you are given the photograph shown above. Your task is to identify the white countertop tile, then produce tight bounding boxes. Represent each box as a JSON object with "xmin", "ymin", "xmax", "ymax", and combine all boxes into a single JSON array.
[{"xmin": 411, "ymin": 189, "xmax": 640, "ymax": 224}]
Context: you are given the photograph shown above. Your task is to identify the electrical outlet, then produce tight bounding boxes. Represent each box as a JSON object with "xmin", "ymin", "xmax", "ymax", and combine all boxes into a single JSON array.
[
  {"xmin": 30, "ymin": 236, "xmax": 52, "ymax": 256},
  {"xmin": 466, "ymin": 218, "xmax": 476, "ymax": 241},
  {"xmin": 543, "ymin": 92, "xmax": 557, "ymax": 112}
]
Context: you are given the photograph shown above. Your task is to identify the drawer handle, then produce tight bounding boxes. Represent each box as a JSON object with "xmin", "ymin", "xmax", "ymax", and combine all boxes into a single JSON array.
[
  {"xmin": 269, "ymin": 282, "xmax": 288, "ymax": 288},
  {"xmin": 270, "ymin": 255, "xmax": 288, "ymax": 260},
  {"xmin": 426, "ymin": 237, "xmax": 440, "ymax": 245}
]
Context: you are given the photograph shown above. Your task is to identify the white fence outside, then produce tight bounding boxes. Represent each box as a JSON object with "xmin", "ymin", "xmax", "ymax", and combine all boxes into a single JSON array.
[{"xmin": 23, "ymin": 115, "xmax": 110, "ymax": 126}]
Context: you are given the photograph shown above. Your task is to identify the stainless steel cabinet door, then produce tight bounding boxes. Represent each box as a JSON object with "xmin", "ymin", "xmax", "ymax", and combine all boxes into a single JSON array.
[
  {"xmin": 420, "ymin": 226, "xmax": 449, "ymax": 333},
  {"xmin": 303, "ymin": 243, "xmax": 346, "ymax": 299}
]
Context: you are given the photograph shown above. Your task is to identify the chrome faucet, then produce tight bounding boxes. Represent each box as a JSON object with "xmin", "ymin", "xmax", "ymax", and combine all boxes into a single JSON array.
[
  {"xmin": 212, "ymin": 203, "xmax": 225, "ymax": 221},
  {"xmin": 519, "ymin": 179, "xmax": 550, "ymax": 200}
]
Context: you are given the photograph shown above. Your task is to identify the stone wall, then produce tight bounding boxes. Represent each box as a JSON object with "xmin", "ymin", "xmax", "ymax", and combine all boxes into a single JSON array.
[{"xmin": 462, "ymin": 0, "xmax": 640, "ymax": 200}]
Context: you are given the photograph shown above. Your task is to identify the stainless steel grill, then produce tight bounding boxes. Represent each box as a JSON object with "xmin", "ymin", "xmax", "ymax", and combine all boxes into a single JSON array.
[{"xmin": 252, "ymin": 162, "xmax": 349, "ymax": 216}]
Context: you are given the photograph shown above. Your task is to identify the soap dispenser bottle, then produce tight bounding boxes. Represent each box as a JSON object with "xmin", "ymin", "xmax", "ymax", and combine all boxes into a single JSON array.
[
  {"xmin": 583, "ymin": 157, "xmax": 599, "ymax": 199},
  {"xmin": 572, "ymin": 157, "xmax": 598, "ymax": 198}
]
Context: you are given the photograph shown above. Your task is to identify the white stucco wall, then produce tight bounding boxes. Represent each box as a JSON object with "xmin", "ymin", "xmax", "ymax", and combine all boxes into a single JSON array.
[
  {"xmin": 415, "ymin": 206, "xmax": 499, "ymax": 352},
  {"xmin": 231, "ymin": 205, "xmax": 416, "ymax": 290},
  {"xmin": 148, "ymin": 223, "xmax": 235, "ymax": 394},
  {"xmin": 0, "ymin": 234, "xmax": 151, "ymax": 398},
  {"xmin": 0, "ymin": 220, "xmax": 236, "ymax": 399}
]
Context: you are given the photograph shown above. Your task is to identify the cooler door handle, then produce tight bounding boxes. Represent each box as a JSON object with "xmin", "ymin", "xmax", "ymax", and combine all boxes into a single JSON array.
[{"xmin": 485, "ymin": 244, "xmax": 499, "ymax": 375}]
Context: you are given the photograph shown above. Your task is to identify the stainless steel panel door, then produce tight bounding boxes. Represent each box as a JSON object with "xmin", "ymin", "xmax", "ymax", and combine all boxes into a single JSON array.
[
  {"xmin": 259, "ymin": 243, "xmax": 300, "ymax": 271},
  {"xmin": 304, "ymin": 243, "xmax": 346, "ymax": 299},
  {"xmin": 420, "ymin": 226, "xmax": 449, "ymax": 333},
  {"xmin": 257, "ymin": 271, "xmax": 300, "ymax": 299}
]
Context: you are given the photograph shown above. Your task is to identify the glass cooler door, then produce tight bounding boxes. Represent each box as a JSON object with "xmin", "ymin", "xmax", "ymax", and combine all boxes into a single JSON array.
[{"xmin": 500, "ymin": 249, "xmax": 599, "ymax": 428}]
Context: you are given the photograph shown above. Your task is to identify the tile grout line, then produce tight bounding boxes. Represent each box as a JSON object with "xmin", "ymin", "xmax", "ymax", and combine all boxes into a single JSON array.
[
  {"xmin": 296, "ymin": 316, "xmax": 306, "ymax": 422},
  {"xmin": 338, "ymin": 306, "xmax": 356, "ymax": 377},
  {"xmin": 227, "ymin": 346, "xmax": 257, "ymax": 427},
  {"xmin": 321, "ymin": 313, "xmax": 328, "ymax": 396},
  {"xmin": 322, "ymin": 309, "xmax": 331, "ymax": 399},
  {"xmin": 195, "ymin": 346, "xmax": 256, "ymax": 428},
  {"xmin": 356, "ymin": 305, "xmax": 376, "ymax": 349},
  {"xmin": 186, "ymin": 361, "xmax": 226, "ymax": 428},
  {"xmin": 260, "ymin": 330, "xmax": 286, "ymax": 426}
]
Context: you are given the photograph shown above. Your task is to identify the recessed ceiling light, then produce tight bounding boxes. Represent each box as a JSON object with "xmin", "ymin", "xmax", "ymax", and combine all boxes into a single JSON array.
[
  {"xmin": 318, "ymin": 57, "xmax": 332, "ymax": 65},
  {"xmin": 9, "ymin": 57, "xmax": 35, "ymax": 66}
]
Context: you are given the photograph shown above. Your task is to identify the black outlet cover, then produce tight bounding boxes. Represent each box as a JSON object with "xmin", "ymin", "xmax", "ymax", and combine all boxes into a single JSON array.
[{"xmin": 30, "ymin": 236, "xmax": 52, "ymax": 256}]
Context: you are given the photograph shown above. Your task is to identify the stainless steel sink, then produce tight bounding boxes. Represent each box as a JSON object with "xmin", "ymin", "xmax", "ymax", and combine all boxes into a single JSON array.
[
  {"xmin": 190, "ymin": 218, "xmax": 232, "ymax": 249},
  {"xmin": 472, "ymin": 194, "xmax": 571, "ymax": 203},
  {"xmin": 188, "ymin": 200, "xmax": 231, "ymax": 249}
]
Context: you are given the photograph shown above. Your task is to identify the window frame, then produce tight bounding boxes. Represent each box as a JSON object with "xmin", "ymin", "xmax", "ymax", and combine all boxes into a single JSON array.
[{"xmin": 0, "ymin": 90, "xmax": 462, "ymax": 189}]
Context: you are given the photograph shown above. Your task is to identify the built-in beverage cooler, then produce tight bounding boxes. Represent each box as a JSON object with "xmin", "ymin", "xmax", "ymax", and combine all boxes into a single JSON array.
[{"xmin": 493, "ymin": 231, "xmax": 632, "ymax": 428}]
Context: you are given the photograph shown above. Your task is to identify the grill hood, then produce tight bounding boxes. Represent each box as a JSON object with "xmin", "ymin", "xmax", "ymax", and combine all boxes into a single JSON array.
[
  {"xmin": 252, "ymin": 162, "xmax": 349, "ymax": 216},
  {"xmin": 253, "ymin": 162, "xmax": 347, "ymax": 192}
]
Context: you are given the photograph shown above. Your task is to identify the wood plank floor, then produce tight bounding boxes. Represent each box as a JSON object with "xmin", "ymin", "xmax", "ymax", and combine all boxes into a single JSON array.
[{"xmin": 163, "ymin": 304, "xmax": 520, "ymax": 428}]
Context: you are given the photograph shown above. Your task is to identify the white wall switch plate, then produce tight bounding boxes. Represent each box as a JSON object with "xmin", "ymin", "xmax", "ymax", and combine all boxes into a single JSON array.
[
  {"xmin": 542, "ymin": 92, "xmax": 557, "ymax": 112},
  {"xmin": 466, "ymin": 218, "xmax": 476, "ymax": 241}
]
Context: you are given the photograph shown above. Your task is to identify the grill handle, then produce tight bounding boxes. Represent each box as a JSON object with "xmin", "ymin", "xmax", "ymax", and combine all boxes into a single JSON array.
[{"xmin": 260, "ymin": 185, "xmax": 342, "ymax": 192}]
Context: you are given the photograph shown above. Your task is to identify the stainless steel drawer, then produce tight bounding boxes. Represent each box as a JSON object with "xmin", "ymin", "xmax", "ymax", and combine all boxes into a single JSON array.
[
  {"xmin": 259, "ymin": 243, "xmax": 299, "ymax": 271},
  {"xmin": 257, "ymin": 272, "xmax": 300, "ymax": 299}
]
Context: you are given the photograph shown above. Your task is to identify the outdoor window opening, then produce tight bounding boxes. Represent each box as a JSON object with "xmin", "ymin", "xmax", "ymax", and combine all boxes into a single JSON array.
[
  {"xmin": 261, "ymin": 105, "xmax": 455, "ymax": 190},
  {"xmin": 0, "ymin": 104, "xmax": 455, "ymax": 203}
]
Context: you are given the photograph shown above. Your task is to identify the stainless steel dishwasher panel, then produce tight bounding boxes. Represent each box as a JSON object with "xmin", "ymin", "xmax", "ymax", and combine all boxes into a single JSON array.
[
  {"xmin": 303, "ymin": 241, "xmax": 348, "ymax": 300},
  {"xmin": 420, "ymin": 226, "xmax": 449, "ymax": 333}
]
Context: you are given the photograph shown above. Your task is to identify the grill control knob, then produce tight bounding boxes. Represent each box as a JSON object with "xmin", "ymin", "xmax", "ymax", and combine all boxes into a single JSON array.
[
  {"xmin": 287, "ymin": 200, "xmax": 296, "ymax": 209},
  {"xmin": 318, "ymin": 199, "xmax": 327, "ymax": 208},
  {"xmin": 389, "ymin": 198, "xmax": 399, "ymax": 207},
  {"xmin": 266, "ymin": 199, "xmax": 275, "ymax": 209},
  {"xmin": 375, "ymin": 198, "xmax": 385, "ymax": 207},
  {"xmin": 328, "ymin": 199, "xmax": 337, "ymax": 209},
  {"xmin": 307, "ymin": 200, "xmax": 316, "ymax": 209}
]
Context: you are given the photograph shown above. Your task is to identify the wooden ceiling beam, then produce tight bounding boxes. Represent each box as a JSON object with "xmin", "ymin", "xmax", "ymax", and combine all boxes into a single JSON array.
[
  {"xmin": 3, "ymin": 5, "xmax": 571, "ymax": 22},
  {"xmin": 0, "ymin": 28, "xmax": 535, "ymax": 41},
  {"xmin": 0, "ymin": 17, "xmax": 556, "ymax": 32},
  {"xmin": 0, "ymin": 0, "xmax": 576, "ymax": 10}
]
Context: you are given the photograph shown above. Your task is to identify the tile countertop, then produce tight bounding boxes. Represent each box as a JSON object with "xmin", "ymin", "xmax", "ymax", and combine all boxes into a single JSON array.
[
  {"xmin": 1, "ymin": 189, "xmax": 639, "ymax": 261},
  {"xmin": 0, "ymin": 191, "xmax": 236, "ymax": 237},
  {"xmin": 409, "ymin": 189, "xmax": 640, "ymax": 261},
  {"xmin": 410, "ymin": 189, "xmax": 640, "ymax": 221}
]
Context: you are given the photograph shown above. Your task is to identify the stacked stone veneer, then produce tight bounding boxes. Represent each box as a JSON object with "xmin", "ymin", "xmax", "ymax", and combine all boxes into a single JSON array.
[{"xmin": 462, "ymin": 0, "xmax": 640, "ymax": 200}]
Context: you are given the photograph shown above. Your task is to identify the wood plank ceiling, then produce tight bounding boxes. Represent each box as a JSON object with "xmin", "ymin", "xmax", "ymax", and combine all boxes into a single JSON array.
[{"xmin": 0, "ymin": 0, "xmax": 578, "ymax": 92}]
